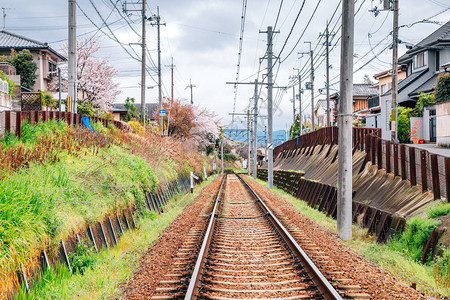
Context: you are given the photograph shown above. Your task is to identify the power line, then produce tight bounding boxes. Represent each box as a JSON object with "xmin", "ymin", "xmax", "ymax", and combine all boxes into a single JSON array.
[{"xmin": 231, "ymin": 0, "xmax": 249, "ymax": 122}]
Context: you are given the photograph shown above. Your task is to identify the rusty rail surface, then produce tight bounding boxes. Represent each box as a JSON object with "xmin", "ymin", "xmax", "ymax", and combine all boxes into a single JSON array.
[
  {"xmin": 184, "ymin": 174, "xmax": 226, "ymax": 299},
  {"xmin": 185, "ymin": 173, "xmax": 342, "ymax": 300}
]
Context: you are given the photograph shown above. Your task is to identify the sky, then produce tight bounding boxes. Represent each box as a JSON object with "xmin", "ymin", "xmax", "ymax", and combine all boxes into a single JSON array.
[{"xmin": 1, "ymin": 0, "xmax": 449, "ymax": 131}]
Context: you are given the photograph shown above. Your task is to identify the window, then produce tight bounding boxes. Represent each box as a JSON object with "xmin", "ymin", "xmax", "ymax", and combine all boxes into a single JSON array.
[
  {"xmin": 48, "ymin": 61, "xmax": 57, "ymax": 77},
  {"xmin": 381, "ymin": 84, "xmax": 386, "ymax": 94},
  {"xmin": 388, "ymin": 82, "xmax": 392, "ymax": 91},
  {"xmin": 413, "ymin": 51, "xmax": 427, "ymax": 70},
  {"xmin": 436, "ymin": 51, "xmax": 440, "ymax": 72}
]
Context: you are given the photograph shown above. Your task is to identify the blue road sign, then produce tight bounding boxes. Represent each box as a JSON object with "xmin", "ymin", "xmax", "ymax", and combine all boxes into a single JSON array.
[{"xmin": 159, "ymin": 109, "xmax": 166, "ymax": 116}]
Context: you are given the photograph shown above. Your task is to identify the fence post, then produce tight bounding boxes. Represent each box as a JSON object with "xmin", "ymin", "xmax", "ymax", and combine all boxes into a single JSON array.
[
  {"xmin": 431, "ymin": 154, "xmax": 440, "ymax": 199},
  {"xmin": 400, "ymin": 145, "xmax": 406, "ymax": 180},
  {"xmin": 16, "ymin": 111, "xmax": 22, "ymax": 139},
  {"xmin": 371, "ymin": 136, "xmax": 377, "ymax": 165},
  {"xmin": 409, "ymin": 147, "xmax": 416, "ymax": 186},
  {"xmin": 421, "ymin": 150, "xmax": 428, "ymax": 192},
  {"xmin": 377, "ymin": 138, "xmax": 382, "ymax": 169},
  {"xmin": 386, "ymin": 141, "xmax": 391, "ymax": 173},
  {"xmin": 394, "ymin": 143, "xmax": 399, "ymax": 176},
  {"xmin": 445, "ymin": 157, "xmax": 450, "ymax": 199},
  {"xmin": 5, "ymin": 110, "xmax": 10, "ymax": 132},
  {"xmin": 365, "ymin": 134, "xmax": 371, "ymax": 161}
]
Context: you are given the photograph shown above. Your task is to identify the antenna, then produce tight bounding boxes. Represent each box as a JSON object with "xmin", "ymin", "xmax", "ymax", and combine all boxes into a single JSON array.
[{"xmin": 2, "ymin": 8, "xmax": 13, "ymax": 30}]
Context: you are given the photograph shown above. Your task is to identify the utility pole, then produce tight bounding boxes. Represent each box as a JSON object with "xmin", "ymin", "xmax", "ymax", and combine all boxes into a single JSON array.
[
  {"xmin": 292, "ymin": 86, "xmax": 296, "ymax": 124},
  {"xmin": 392, "ymin": 0, "xmax": 399, "ymax": 142},
  {"xmin": 150, "ymin": 7, "xmax": 165, "ymax": 133},
  {"xmin": 2, "ymin": 8, "xmax": 13, "ymax": 30},
  {"xmin": 320, "ymin": 21, "xmax": 335, "ymax": 126},
  {"xmin": 58, "ymin": 67, "xmax": 62, "ymax": 112},
  {"xmin": 253, "ymin": 79, "xmax": 259, "ymax": 179},
  {"xmin": 247, "ymin": 109, "xmax": 251, "ymax": 175},
  {"xmin": 337, "ymin": 0, "xmax": 354, "ymax": 241},
  {"xmin": 186, "ymin": 79, "xmax": 196, "ymax": 105},
  {"xmin": 305, "ymin": 41, "xmax": 314, "ymax": 131},
  {"xmin": 264, "ymin": 125, "xmax": 267, "ymax": 161},
  {"xmin": 370, "ymin": 0, "xmax": 399, "ymax": 141},
  {"xmin": 221, "ymin": 128, "xmax": 224, "ymax": 174},
  {"xmin": 165, "ymin": 57, "xmax": 175, "ymax": 135},
  {"xmin": 260, "ymin": 26, "xmax": 278, "ymax": 189},
  {"xmin": 141, "ymin": 0, "xmax": 146, "ymax": 125},
  {"xmin": 68, "ymin": 0, "xmax": 77, "ymax": 113}
]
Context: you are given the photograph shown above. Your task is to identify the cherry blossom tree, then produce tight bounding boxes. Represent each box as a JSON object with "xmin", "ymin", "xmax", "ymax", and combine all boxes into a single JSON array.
[{"xmin": 50, "ymin": 38, "xmax": 120, "ymax": 111}]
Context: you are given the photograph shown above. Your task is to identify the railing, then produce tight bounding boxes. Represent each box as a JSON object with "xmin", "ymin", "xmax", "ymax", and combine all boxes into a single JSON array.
[
  {"xmin": 273, "ymin": 126, "xmax": 381, "ymax": 158},
  {"xmin": 0, "ymin": 110, "xmax": 130, "ymax": 138}
]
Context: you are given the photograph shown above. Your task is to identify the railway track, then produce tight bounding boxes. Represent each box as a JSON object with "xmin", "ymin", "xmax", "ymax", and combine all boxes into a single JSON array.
[{"xmin": 151, "ymin": 173, "xmax": 370, "ymax": 299}]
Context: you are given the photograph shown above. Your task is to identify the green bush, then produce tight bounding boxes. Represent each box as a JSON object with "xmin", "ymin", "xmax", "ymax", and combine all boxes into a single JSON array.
[
  {"xmin": 69, "ymin": 241, "xmax": 96, "ymax": 275},
  {"xmin": 389, "ymin": 216, "xmax": 441, "ymax": 263},
  {"xmin": 397, "ymin": 106, "xmax": 412, "ymax": 143},
  {"xmin": 435, "ymin": 74, "xmax": 450, "ymax": 103},
  {"xmin": 39, "ymin": 89, "xmax": 58, "ymax": 109},
  {"xmin": 9, "ymin": 49, "xmax": 38, "ymax": 90},
  {"xmin": 413, "ymin": 93, "xmax": 436, "ymax": 117},
  {"xmin": 77, "ymin": 101, "xmax": 95, "ymax": 116},
  {"xmin": 428, "ymin": 201, "xmax": 450, "ymax": 218}
]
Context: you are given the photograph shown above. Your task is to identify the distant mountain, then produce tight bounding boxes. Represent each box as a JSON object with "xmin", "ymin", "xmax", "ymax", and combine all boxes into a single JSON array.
[{"xmin": 223, "ymin": 129, "xmax": 288, "ymax": 147}]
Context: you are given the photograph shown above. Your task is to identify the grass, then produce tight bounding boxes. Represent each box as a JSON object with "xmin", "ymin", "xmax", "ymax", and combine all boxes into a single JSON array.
[
  {"xmin": 253, "ymin": 177, "xmax": 450, "ymax": 297},
  {"xmin": 428, "ymin": 200, "xmax": 450, "ymax": 218},
  {"xmin": 0, "ymin": 120, "xmax": 209, "ymax": 296},
  {"xmin": 13, "ymin": 179, "xmax": 212, "ymax": 299}
]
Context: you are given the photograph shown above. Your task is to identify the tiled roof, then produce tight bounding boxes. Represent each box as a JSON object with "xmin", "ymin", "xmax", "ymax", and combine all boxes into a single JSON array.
[
  {"xmin": 0, "ymin": 30, "xmax": 66, "ymax": 60},
  {"xmin": 383, "ymin": 69, "xmax": 428, "ymax": 96},
  {"xmin": 353, "ymin": 84, "xmax": 377, "ymax": 96},
  {"xmin": 112, "ymin": 102, "xmax": 158, "ymax": 118},
  {"xmin": 399, "ymin": 20, "xmax": 450, "ymax": 63},
  {"xmin": 408, "ymin": 74, "xmax": 439, "ymax": 97}
]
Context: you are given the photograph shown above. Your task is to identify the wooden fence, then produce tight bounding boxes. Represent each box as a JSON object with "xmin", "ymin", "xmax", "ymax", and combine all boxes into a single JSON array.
[
  {"xmin": 274, "ymin": 126, "xmax": 449, "ymax": 200},
  {"xmin": 362, "ymin": 133, "xmax": 450, "ymax": 200},
  {"xmin": 0, "ymin": 110, "xmax": 129, "ymax": 138},
  {"xmin": 273, "ymin": 126, "xmax": 381, "ymax": 158}
]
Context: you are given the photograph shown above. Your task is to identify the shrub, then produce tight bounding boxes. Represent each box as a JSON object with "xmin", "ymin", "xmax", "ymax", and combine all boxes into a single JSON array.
[
  {"xmin": 389, "ymin": 216, "xmax": 441, "ymax": 263},
  {"xmin": 397, "ymin": 106, "xmax": 412, "ymax": 143},
  {"xmin": 435, "ymin": 74, "xmax": 450, "ymax": 103},
  {"xmin": 413, "ymin": 92, "xmax": 436, "ymax": 117},
  {"xmin": 428, "ymin": 201, "xmax": 450, "ymax": 218},
  {"xmin": 8, "ymin": 49, "xmax": 37, "ymax": 90},
  {"xmin": 39, "ymin": 89, "xmax": 58, "ymax": 109},
  {"xmin": 69, "ymin": 241, "xmax": 96, "ymax": 275}
]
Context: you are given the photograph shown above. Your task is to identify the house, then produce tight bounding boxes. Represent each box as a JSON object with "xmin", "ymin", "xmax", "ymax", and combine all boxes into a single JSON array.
[
  {"xmin": 331, "ymin": 83, "xmax": 378, "ymax": 122},
  {"xmin": 376, "ymin": 20, "xmax": 450, "ymax": 140},
  {"xmin": 366, "ymin": 67, "xmax": 407, "ymax": 128},
  {"xmin": 314, "ymin": 98, "xmax": 334, "ymax": 127},
  {"xmin": 111, "ymin": 102, "xmax": 158, "ymax": 122},
  {"xmin": 0, "ymin": 30, "xmax": 66, "ymax": 92}
]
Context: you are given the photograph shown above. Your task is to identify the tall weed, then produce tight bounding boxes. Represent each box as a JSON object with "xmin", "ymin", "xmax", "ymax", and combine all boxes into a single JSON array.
[{"xmin": 389, "ymin": 216, "xmax": 441, "ymax": 263}]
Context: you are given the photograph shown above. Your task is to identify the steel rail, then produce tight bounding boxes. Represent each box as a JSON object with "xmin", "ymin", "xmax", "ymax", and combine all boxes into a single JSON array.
[
  {"xmin": 235, "ymin": 173, "xmax": 343, "ymax": 300},
  {"xmin": 184, "ymin": 174, "xmax": 226, "ymax": 299}
]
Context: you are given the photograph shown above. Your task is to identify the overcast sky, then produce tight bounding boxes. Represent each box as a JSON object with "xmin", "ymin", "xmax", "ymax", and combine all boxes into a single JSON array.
[{"xmin": 2, "ymin": 0, "xmax": 449, "ymax": 131}]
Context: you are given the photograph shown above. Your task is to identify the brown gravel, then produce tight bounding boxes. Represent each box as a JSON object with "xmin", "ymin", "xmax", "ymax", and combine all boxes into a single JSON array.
[
  {"xmin": 119, "ymin": 177, "xmax": 221, "ymax": 299},
  {"xmin": 244, "ymin": 176, "xmax": 426, "ymax": 299}
]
